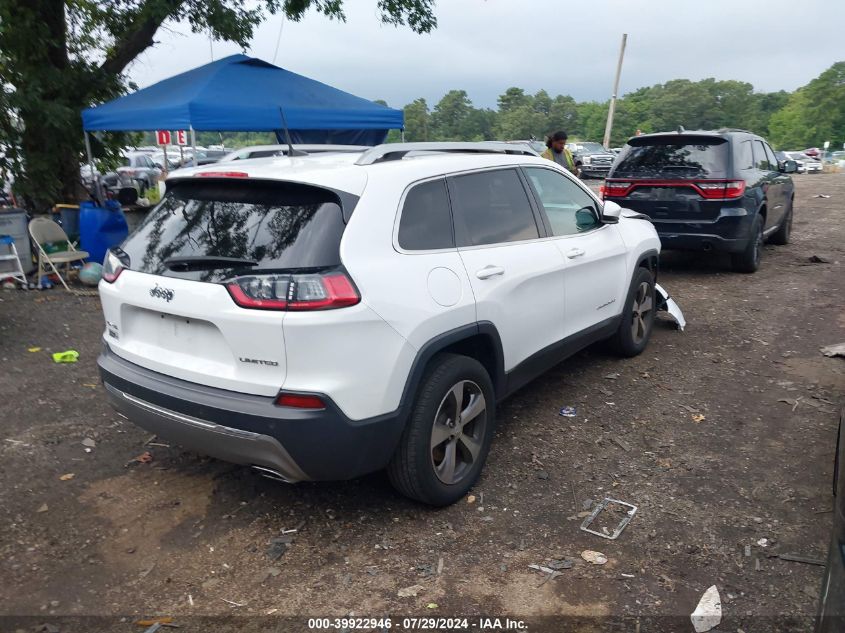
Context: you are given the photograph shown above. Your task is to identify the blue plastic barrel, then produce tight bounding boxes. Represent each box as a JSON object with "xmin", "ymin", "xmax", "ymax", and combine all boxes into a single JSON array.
[{"xmin": 79, "ymin": 200, "xmax": 128, "ymax": 264}]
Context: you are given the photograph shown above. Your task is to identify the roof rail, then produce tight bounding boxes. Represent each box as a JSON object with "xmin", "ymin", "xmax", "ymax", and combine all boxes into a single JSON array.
[{"xmin": 354, "ymin": 142, "xmax": 539, "ymax": 166}]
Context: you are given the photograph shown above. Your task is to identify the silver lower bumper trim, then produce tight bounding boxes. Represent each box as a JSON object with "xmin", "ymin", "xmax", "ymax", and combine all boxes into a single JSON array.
[{"xmin": 104, "ymin": 383, "xmax": 309, "ymax": 483}]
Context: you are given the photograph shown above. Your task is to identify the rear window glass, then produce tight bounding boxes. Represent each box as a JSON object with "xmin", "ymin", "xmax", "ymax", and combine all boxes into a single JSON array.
[
  {"xmin": 398, "ymin": 179, "xmax": 454, "ymax": 251},
  {"xmin": 612, "ymin": 136, "xmax": 729, "ymax": 178},
  {"xmin": 121, "ymin": 180, "xmax": 349, "ymax": 283},
  {"xmin": 449, "ymin": 169, "xmax": 539, "ymax": 247}
]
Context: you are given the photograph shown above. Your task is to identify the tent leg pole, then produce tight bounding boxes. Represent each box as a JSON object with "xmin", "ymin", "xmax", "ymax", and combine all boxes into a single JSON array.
[
  {"xmin": 84, "ymin": 132, "xmax": 101, "ymax": 203},
  {"xmin": 190, "ymin": 126, "xmax": 197, "ymax": 167},
  {"xmin": 401, "ymin": 130, "xmax": 405, "ymax": 142}
]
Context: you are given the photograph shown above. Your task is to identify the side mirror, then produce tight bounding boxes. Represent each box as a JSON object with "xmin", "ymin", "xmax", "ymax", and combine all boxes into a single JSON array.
[
  {"xmin": 780, "ymin": 160, "xmax": 798, "ymax": 174},
  {"xmin": 575, "ymin": 206, "xmax": 599, "ymax": 231},
  {"xmin": 602, "ymin": 200, "xmax": 622, "ymax": 224}
]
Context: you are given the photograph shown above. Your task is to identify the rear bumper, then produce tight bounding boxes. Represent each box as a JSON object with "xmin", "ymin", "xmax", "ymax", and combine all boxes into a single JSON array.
[
  {"xmin": 580, "ymin": 166, "xmax": 612, "ymax": 176},
  {"xmin": 98, "ymin": 345, "xmax": 406, "ymax": 481},
  {"xmin": 656, "ymin": 231, "xmax": 748, "ymax": 253},
  {"xmin": 644, "ymin": 206, "xmax": 754, "ymax": 254}
]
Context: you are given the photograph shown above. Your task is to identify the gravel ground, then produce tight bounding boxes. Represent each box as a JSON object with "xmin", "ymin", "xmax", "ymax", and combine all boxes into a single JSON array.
[{"xmin": 1, "ymin": 173, "xmax": 844, "ymax": 633}]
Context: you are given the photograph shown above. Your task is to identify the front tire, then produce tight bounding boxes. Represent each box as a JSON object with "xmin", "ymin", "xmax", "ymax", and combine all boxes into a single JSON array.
[
  {"xmin": 608, "ymin": 267, "xmax": 656, "ymax": 357},
  {"xmin": 388, "ymin": 354, "xmax": 495, "ymax": 506},
  {"xmin": 731, "ymin": 213, "xmax": 764, "ymax": 273}
]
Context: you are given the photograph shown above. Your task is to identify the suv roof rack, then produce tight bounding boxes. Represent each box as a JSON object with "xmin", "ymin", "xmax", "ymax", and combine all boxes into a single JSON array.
[
  {"xmin": 354, "ymin": 142, "xmax": 539, "ymax": 166},
  {"xmin": 715, "ymin": 127, "xmax": 754, "ymax": 134}
]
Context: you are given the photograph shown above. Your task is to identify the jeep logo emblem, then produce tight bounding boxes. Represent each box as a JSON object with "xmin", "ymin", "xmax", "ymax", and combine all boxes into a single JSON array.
[{"xmin": 150, "ymin": 284, "xmax": 175, "ymax": 302}]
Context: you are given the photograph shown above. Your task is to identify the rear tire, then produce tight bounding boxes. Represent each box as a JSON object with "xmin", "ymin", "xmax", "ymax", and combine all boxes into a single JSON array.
[
  {"xmin": 769, "ymin": 201, "xmax": 793, "ymax": 245},
  {"xmin": 731, "ymin": 213, "xmax": 764, "ymax": 273},
  {"xmin": 608, "ymin": 267, "xmax": 656, "ymax": 357},
  {"xmin": 388, "ymin": 354, "xmax": 495, "ymax": 506}
]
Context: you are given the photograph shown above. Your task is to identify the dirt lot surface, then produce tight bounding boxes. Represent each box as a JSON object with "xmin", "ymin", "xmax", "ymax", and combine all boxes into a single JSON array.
[{"xmin": 1, "ymin": 174, "xmax": 844, "ymax": 632}]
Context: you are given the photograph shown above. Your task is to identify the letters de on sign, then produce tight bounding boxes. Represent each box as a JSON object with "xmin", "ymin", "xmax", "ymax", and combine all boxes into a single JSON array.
[
  {"xmin": 156, "ymin": 130, "xmax": 171, "ymax": 145},
  {"xmin": 176, "ymin": 130, "xmax": 188, "ymax": 146}
]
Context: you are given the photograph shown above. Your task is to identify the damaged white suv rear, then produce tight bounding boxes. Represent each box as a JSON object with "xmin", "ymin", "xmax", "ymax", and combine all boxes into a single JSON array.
[{"xmin": 98, "ymin": 142, "xmax": 662, "ymax": 506}]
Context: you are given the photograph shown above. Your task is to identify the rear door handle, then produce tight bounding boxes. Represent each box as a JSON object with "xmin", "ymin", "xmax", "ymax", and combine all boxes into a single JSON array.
[
  {"xmin": 566, "ymin": 248, "xmax": 586, "ymax": 259},
  {"xmin": 476, "ymin": 265, "xmax": 505, "ymax": 280}
]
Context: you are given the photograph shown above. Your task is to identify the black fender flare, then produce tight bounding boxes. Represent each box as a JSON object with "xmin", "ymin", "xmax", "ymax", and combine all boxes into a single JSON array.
[
  {"xmin": 635, "ymin": 248, "xmax": 660, "ymax": 282},
  {"xmin": 395, "ymin": 322, "xmax": 507, "ymax": 420}
]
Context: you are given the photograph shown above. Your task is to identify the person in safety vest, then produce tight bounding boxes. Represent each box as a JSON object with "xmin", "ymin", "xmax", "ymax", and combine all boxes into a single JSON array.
[{"xmin": 540, "ymin": 131, "xmax": 578, "ymax": 176}]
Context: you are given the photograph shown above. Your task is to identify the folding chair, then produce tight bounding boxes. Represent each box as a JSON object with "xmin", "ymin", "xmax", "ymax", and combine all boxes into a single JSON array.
[
  {"xmin": 28, "ymin": 217, "xmax": 89, "ymax": 291},
  {"xmin": 0, "ymin": 235, "xmax": 28, "ymax": 287}
]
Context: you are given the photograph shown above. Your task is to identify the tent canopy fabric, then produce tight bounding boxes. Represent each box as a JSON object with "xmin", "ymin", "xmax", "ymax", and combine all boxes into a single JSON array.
[{"xmin": 82, "ymin": 55, "xmax": 403, "ymax": 144}]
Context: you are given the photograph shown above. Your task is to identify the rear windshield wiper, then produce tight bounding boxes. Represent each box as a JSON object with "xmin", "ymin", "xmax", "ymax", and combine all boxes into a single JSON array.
[{"xmin": 164, "ymin": 256, "xmax": 259, "ymax": 271}]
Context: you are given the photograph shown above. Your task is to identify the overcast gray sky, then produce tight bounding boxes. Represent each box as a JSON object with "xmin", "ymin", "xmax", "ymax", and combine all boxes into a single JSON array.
[{"xmin": 128, "ymin": 0, "xmax": 844, "ymax": 109}]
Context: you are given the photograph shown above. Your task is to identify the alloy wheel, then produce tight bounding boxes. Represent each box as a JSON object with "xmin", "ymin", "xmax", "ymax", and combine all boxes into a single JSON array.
[
  {"xmin": 430, "ymin": 380, "xmax": 487, "ymax": 485},
  {"xmin": 630, "ymin": 281, "xmax": 654, "ymax": 344}
]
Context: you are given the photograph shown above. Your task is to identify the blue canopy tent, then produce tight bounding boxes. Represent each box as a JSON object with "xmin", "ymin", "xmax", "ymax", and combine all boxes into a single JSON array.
[{"xmin": 81, "ymin": 54, "xmax": 404, "ymax": 146}]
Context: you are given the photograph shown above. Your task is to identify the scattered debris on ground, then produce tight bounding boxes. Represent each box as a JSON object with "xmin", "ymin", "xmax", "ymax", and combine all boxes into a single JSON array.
[
  {"xmin": 821, "ymin": 342, "xmax": 845, "ymax": 358},
  {"xmin": 690, "ymin": 585, "xmax": 722, "ymax": 632},
  {"xmin": 51, "ymin": 350, "xmax": 79, "ymax": 363},
  {"xmin": 580, "ymin": 498, "xmax": 637, "ymax": 540},
  {"xmin": 580, "ymin": 550, "xmax": 608, "ymax": 565}
]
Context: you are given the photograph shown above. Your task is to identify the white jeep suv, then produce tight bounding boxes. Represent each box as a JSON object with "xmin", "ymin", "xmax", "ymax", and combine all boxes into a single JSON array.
[{"xmin": 98, "ymin": 142, "xmax": 661, "ymax": 506}]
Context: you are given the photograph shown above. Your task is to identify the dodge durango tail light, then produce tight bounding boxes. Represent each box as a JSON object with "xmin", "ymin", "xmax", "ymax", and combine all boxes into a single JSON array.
[
  {"xmin": 102, "ymin": 249, "xmax": 125, "ymax": 283},
  {"xmin": 602, "ymin": 179, "xmax": 746, "ymax": 200},
  {"xmin": 225, "ymin": 270, "xmax": 360, "ymax": 311},
  {"xmin": 603, "ymin": 181, "xmax": 631, "ymax": 198}
]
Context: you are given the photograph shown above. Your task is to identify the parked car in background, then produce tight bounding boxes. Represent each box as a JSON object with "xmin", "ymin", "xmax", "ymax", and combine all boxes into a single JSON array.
[
  {"xmin": 504, "ymin": 140, "xmax": 546, "ymax": 155},
  {"xmin": 603, "ymin": 129, "xmax": 796, "ymax": 273},
  {"xmin": 777, "ymin": 151, "xmax": 822, "ymax": 174},
  {"xmin": 816, "ymin": 402, "xmax": 845, "ymax": 630},
  {"xmin": 219, "ymin": 144, "xmax": 370, "ymax": 162},
  {"xmin": 566, "ymin": 141, "xmax": 616, "ymax": 178},
  {"xmin": 98, "ymin": 142, "xmax": 661, "ymax": 506},
  {"xmin": 186, "ymin": 149, "xmax": 228, "ymax": 167},
  {"xmin": 150, "ymin": 151, "xmax": 181, "ymax": 171},
  {"xmin": 114, "ymin": 152, "xmax": 162, "ymax": 190}
]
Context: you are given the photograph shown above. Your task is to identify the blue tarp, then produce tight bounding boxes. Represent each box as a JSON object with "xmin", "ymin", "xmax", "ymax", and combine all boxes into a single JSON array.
[{"xmin": 82, "ymin": 55, "xmax": 403, "ymax": 145}]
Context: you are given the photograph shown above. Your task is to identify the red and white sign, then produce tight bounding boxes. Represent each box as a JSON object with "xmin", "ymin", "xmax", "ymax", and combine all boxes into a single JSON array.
[
  {"xmin": 156, "ymin": 130, "xmax": 171, "ymax": 145},
  {"xmin": 176, "ymin": 130, "xmax": 188, "ymax": 146}
]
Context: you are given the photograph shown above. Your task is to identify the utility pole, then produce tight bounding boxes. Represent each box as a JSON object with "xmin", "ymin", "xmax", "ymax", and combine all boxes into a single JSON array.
[{"xmin": 602, "ymin": 33, "xmax": 628, "ymax": 149}]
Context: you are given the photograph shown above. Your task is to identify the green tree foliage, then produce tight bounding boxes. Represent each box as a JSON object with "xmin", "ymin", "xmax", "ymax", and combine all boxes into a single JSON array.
[
  {"xmin": 497, "ymin": 87, "xmax": 532, "ymax": 114},
  {"xmin": 0, "ymin": 0, "xmax": 437, "ymax": 210},
  {"xmin": 402, "ymin": 98, "xmax": 430, "ymax": 141},
  {"xmin": 429, "ymin": 90, "xmax": 474, "ymax": 140},
  {"xmin": 768, "ymin": 62, "xmax": 845, "ymax": 149}
]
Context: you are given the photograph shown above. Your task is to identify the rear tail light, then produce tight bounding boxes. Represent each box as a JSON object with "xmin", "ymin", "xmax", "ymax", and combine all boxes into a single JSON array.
[
  {"xmin": 602, "ymin": 179, "xmax": 746, "ymax": 200},
  {"xmin": 225, "ymin": 270, "xmax": 360, "ymax": 311},
  {"xmin": 195, "ymin": 171, "xmax": 248, "ymax": 178},
  {"xmin": 722, "ymin": 180, "xmax": 746, "ymax": 199},
  {"xmin": 274, "ymin": 392, "xmax": 326, "ymax": 409},
  {"xmin": 102, "ymin": 249, "xmax": 125, "ymax": 283},
  {"xmin": 603, "ymin": 181, "xmax": 632, "ymax": 198},
  {"xmin": 694, "ymin": 180, "xmax": 746, "ymax": 199}
]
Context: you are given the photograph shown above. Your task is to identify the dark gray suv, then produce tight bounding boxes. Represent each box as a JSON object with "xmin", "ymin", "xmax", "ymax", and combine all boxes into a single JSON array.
[{"xmin": 603, "ymin": 129, "xmax": 797, "ymax": 273}]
